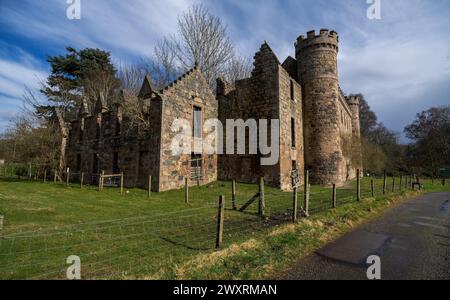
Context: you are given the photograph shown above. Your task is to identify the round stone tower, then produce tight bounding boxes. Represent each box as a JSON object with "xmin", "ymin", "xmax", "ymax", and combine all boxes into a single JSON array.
[{"xmin": 295, "ymin": 29, "xmax": 345, "ymax": 185}]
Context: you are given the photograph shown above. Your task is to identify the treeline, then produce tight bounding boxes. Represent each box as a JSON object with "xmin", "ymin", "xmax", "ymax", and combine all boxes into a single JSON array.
[{"xmin": 356, "ymin": 93, "xmax": 450, "ymax": 177}]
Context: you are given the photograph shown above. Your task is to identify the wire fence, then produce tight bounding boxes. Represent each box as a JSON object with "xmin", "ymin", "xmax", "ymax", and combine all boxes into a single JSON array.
[{"xmin": 0, "ymin": 164, "xmax": 446, "ymax": 279}]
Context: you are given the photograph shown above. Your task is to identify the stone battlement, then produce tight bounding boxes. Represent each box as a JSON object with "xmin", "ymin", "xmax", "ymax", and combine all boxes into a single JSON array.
[
  {"xmin": 295, "ymin": 29, "xmax": 339, "ymax": 52},
  {"xmin": 346, "ymin": 95, "xmax": 361, "ymax": 106}
]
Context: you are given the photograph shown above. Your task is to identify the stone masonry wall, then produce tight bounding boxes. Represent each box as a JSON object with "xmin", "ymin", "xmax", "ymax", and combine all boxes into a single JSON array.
[
  {"xmin": 157, "ymin": 66, "xmax": 218, "ymax": 192},
  {"xmin": 338, "ymin": 90, "xmax": 357, "ymax": 180},
  {"xmin": 67, "ymin": 106, "xmax": 145, "ymax": 188},
  {"xmin": 218, "ymin": 43, "xmax": 304, "ymax": 190},
  {"xmin": 278, "ymin": 65, "xmax": 304, "ymax": 190}
]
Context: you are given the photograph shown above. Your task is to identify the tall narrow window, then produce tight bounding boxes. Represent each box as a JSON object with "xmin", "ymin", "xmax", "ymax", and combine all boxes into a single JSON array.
[
  {"xmin": 290, "ymin": 80, "xmax": 295, "ymax": 100},
  {"xmin": 193, "ymin": 106, "xmax": 202, "ymax": 138},
  {"xmin": 291, "ymin": 118, "xmax": 296, "ymax": 148},
  {"xmin": 79, "ymin": 128, "xmax": 84, "ymax": 143},
  {"xmin": 76, "ymin": 154, "xmax": 81, "ymax": 172},
  {"xmin": 95, "ymin": 123, "xmax": 100, "ymax": 139},
  {"xmin": 113, "ymin": 152, "xmax": 119, "ymax": 174},
  {"xmin": 115, "ymin": 118, "xmax": 121, "ymax": 136},
  {"xmin": 93, "ymin": 154, "xmax": 99, "ymax": 174}
]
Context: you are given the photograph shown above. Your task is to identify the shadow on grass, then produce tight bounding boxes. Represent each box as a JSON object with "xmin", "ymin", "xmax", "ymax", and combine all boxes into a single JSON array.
[{"xmin": 159, "ymin": 236, "xmax": 213, "ymax": 251}]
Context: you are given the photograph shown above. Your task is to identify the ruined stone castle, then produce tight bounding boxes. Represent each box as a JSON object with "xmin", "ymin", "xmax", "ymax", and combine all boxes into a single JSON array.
[{"xmin": 67, "ymin": 29, "xmax": 362, "ymax": 192}]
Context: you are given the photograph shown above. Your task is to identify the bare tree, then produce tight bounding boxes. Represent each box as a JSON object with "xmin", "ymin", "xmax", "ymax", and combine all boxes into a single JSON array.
[
  {"xmin": 224, "ymin": 55, "xmax": 252, "ymax": 84},
  {"xmin": 117, "ymin": 63, "xmax": 148, "ymax": 95},
  {"xmin": 83, "ymin": 67, "xmax": 120, "ymax": 109},
  {"xmin": 22, "ymin": 86, "xmax": 68, "ymax": 173},
  {"xmin": 118, "ymin": 39, "xmax": 180, "ymax": 96},
  {"xmin": 119, "ymin": 4, "xmax": 251, "ymax": 97},
  {"xmin": 165, "ymin": 4, "xmax": 234, "ymax": 86},
  {"xmin": 152, "ymin": 38, "xmax": 180, "ymax": 89}
]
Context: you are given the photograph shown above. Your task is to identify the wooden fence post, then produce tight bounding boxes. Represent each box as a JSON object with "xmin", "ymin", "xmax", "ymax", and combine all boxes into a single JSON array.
[
  {"xmin": 215, "ymin": 195, "xmax": 225, "ymax": 249},
  {"xmin": 443, "ymin": 178, "xmax": 446, "ymax": 186},
  {"xmin": 356, "ymin": 169, "xmax": 361, "ymax": 201},
  {"xmin": 66, "ymin": 168, "xmax": 70, "ymax": 186},
  {"xmin": 392, "ymin": 177, "xmax": 396, "ymax": 193},
  {"xmin": 28, "ymin": 163, "xmax": 32, "ymax": 181},
  {"xmin": 304, "ymin": 170, "xmax": 310, "ymax": 217},
  {"xmin": 98, "ymin": 170, "xmax": 105, "ymax": 192},
  {"xmin": 232, "ymin": 180, "xmax": 237, "ymax": 210},
  {"xmin": 332, "ymin": 184, "xmax": 337, "ymax": 209},
  {"xmin": 148, "ymin": 175, "xmax": 152, "ymax": 198},
  {"xmin": 80, "ymin": 172, "xmax": 84, "ymax": 189},
  {"xmin": 293, "ymin": 187, "xmax": 298, "ymax": 222},
  {"xmin": 258, "ymin": 177, "xmax": 265, "ymax": 219},
  {"xmin": 185, "ymin": 177, "xmax": 189, "ymax": 204},
  {"xmin": 383, "ymin": 170, "xmax": 387, "ymax": 195},
  {"xmin": 371, "ymin": 179, "xmax": 375, "ymax": 198},
  {"xmin": 120, "ymin": 172, "xmax": 124, "ymax": 195},
  {"xmin": 43, "ymin": 169, "xmax": 47, "ymax": 183},
  {"xmin": 54, "ymin": 169, "xmax": 57, "ymax": 183}
]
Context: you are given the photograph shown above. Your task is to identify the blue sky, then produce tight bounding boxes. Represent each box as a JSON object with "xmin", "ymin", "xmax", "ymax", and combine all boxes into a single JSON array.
[{"xmin": 0, "ymin": 0, "xmax": 449, "ymax": 141}]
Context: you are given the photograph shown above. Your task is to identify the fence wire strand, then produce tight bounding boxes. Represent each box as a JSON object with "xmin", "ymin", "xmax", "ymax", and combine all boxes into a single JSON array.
[{"xmin": 0, "ymin": 168, "xmax": 435, "ymax": 279}]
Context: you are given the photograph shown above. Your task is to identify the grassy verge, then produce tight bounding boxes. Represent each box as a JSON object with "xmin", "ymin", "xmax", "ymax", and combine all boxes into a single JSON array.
[{"xmin": 173, "ymin": 182, "xmax": 450, "ymax": 280}]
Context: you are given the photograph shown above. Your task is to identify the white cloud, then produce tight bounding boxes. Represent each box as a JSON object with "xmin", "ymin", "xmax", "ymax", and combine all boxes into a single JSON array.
[
  {"xmin": 0, "ymin": 0, "xmax": 449, "ymax": 138},
  {"xmin": 336, "ymin": 0, "xmax": 450, "ymax": 135},
  {"xmin": 1, "ymin": 0, "xmax": 197, "ymax": 58},
  {"xmin": 0, "ymin": 49, "xmax": 48, "ymax": 128},
  {"xmin": 0, "ymin": 56, "xmax": 47, "ymax": 98}
]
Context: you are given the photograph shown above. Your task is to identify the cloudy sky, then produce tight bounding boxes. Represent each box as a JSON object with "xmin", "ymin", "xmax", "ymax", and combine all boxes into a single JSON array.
[{"xmin": 0, "ymin": 0, "xmax": 449, "ymax": 141}]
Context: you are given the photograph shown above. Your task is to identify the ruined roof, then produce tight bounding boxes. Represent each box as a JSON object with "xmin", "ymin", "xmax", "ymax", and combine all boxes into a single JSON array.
[
  {"xmin": 256, "ymin": 42, "xmax": 281, "ymax": 65},
  {"xmin": 281, "ymin": 56, "xmax": 298, "ymax": 80},
  {"xmin": 138, "ymin": 74, "xmax": 153, "ymax": 99}
]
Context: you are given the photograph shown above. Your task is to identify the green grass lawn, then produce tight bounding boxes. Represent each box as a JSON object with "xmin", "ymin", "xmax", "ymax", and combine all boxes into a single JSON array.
[{"xmin": 0, "ymin": 176, "xmax": 446, "ymax": 279}]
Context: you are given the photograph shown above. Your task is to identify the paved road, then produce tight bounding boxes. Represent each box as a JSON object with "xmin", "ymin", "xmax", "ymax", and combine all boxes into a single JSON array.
[{"xmin": 280, "ymin": 192, "xmax": 450, "ymax": 280}]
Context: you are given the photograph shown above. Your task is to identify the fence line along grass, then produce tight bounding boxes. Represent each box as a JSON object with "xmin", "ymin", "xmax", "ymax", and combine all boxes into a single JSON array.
[{"xmin": 0, "ymin": 174, "xmax": 442, "ymax": 279}]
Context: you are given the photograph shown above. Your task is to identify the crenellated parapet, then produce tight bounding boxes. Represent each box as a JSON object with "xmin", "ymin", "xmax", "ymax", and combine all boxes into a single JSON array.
[
  {"xmin": 295, "ymin": 29, "xmax": 339, "ymax": 54},
  {"xmin": 346, "ymin": 95, "xmax": 360, "ymax": 107}
]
